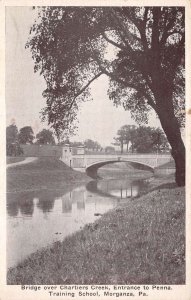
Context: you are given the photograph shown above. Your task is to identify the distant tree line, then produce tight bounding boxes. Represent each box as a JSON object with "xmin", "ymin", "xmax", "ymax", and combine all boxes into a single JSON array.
[
  {"xmin": 6, "ymin": 123, "xmax": 105, "ymax": 156},
  {"xmin": 6, "ymin": 123, "xmax": 169, "ymax": 157},
  {"xmin": 6, "ymin": 124, "xmax": 56, "ymax": 156},
  {"xmin": 57, "ymin": 125, "xmax": 169, "ymax": 154},
  {"xmin": 113, "ymin": 125, "xmax": 170, "ymax": 154},
  {"xmin": 58, "ymin": 139, "xmax": 103, "ymax": 152}
]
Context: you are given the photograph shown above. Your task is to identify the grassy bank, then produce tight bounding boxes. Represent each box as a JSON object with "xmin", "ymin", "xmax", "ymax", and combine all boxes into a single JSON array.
[
  {"xmin": 7, "ymin": 158, "xmax": 154, "ymax": 193},
  {"xmin": 7, "ymin": 180, "xmax": 185, "ymax": 285},
  {"xmin": 7, "ymin": 157, "xmax": 90, "ymax": 193},
  {"xmin": 98, "ymin": 162, "xmax": 153, "ymax": 180},
  {"xmin": 6, "ymin": 156, "xmax": 25, "ymax": 164}
]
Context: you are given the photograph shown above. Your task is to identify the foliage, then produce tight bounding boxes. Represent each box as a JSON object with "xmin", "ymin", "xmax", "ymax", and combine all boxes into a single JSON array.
[
  {"xmin": 133, "ymin": 126, "xmax": 169, "ymax": 153},
  {"xmin": 6, "ymin": 125, "xmax": 18, "ymax": 145},
  {"xmin": 84, "ymin": 139, "xmax": 101, "ymax": 151},
  {"xmin": 6, "ymin": 124, "xmax": 23, "ymax": 156},
  {"xmin": 36, "ymin": 129, "xmax": 55, "ymax": 145},
  {"xmin": 114, "ymin": 125, "xmax": 137, "ymax": 153},
  {"xmin": 18, "ymin": 126, "xmax": 34, "ymax": 144},
  {"xmin": 114, "ymin": 125, "xmax": 169, "ymax": 153},
  {"xmin": 26, "ymin": 6, "xmax": 185, "ymax": 185},
  {"xmin": 150, "ymin": 127, "xmax": 170, "ymax": 152},
  {"xmin": 26, "ymin": 7, "xmax": 184, "ymax": 133},
  {"xmin": 105, "ymin": 146, "xmax": 115, "ymax": 153},
  {"xmin": 57, "ymin": 138, "xmax": 70, "ymax": 145},
  {"xmin": 70, "ymin": 141, "xmax": 83, "ymax": 147}
]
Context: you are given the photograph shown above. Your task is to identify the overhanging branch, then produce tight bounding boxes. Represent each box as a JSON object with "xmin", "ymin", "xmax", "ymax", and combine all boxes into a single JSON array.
[
  {"xmin": 68, "ymin": 71, "xmax": 103, "ymax": 110},
  {"xmin": 102, "ymin": 67, "xmax": 157, "ymax": 111},
  {"xmin": 88, "ymin": 37, "xmax": 157, "ymax": 113},
  {"xmin": 102, "ymin": 32, "xmax": 125, "ymax": 51}
]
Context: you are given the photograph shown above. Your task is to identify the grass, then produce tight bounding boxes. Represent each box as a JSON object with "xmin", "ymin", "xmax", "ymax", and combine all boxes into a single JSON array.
[
  {"xmin": 7, "ymin": 157, "xmax": 90, "ymax": 192},
  {"xmin": 98, "ymin": 162, "xmax": 153, "ymax": 180},
  {"xmin": 6, "ymin": 156, "xmax": 25, "ymax": 164},
  {"xmin": 99, "ymin": 170, "xmax": 153, "ymax": 180},
  {"xmin": 7, "ymin": 181, "xmax": 185, "ymax": 285},
  {"xmin": 7, "ymin": 158, "xmax": 154, "ymax": 193},
  {"xmin": 156, "ymin": 159, "xmax": 175, "ymax": 169}
]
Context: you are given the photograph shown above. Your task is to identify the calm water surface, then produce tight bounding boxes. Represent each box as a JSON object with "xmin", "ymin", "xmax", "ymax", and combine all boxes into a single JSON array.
[{"xmin": 7, "ymin": 178, "xmax": 149, "ymax": 269}]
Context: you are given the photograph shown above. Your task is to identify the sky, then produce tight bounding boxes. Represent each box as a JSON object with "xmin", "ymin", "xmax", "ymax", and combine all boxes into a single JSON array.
[{"xmin": 6, "ymin": 6, "xmax": 160, "ymax": 147}]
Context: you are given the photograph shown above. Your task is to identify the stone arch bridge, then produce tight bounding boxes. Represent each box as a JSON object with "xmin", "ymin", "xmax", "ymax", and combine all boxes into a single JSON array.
[{"xmin": 61, "ymin": 145, "xmax": 172, "ymax": 177}]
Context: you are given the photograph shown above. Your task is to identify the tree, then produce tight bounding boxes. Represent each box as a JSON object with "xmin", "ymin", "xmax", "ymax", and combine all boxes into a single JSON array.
[
  {"xmin": 117, "ymin": 126, "xmax": 130, "ymax": 153},
  {"xmin": 18, "ymin": 126, "xmax": 34, "ymax": 144},
  {"xmin": 70, "ymin": 141, "xmax": 83, "ymax": 147},
  {"xmin": 150, "ymin": 127, "xmax": 170, "ymax": 153},
  {"xmin": 113, "ymin": 135, "xmax": 124, "ymax": 154},
  {"xmin": 6, "ymin": 124, "xmax": 23, "ymax": 156},
  {"xmin": 114, "ymin": 125, "xmax": 137, "ymax": 153},
  {"xmin": 84, "ymin": 139, "xmax": 101, "ymax": 151},
  {"xmin": 105, "ymin": 146, "xmax": 115, "ymax": 153},
  {"xmin": 133, "ymin": 126, "xmax": 169, "ymax": 153},
  {"xmin": 36, "ymin": 129, "xmax": 55, "ymax": 145},
  {"xmin": 26, "ymin": 7, "xmax": 185, "ymax": 186},
  {"xmin": 6, "ymin": 124, "xmax": 18, "ymax": 145},
  {"xmin": 58, "ymin": 138, "xmax": 70, "ymax": 145}
]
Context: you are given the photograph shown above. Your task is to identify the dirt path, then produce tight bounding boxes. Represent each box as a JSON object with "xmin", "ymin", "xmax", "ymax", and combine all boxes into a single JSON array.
[{"xmin": 7, "ymin": 157, "xmax": 38, "ymax": 168}]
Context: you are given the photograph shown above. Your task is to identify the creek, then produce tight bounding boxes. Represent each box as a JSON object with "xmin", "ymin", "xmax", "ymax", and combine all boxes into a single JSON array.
[{"xmin": 7, "ymin": 169, "xmax": 152, "ymax": 269}]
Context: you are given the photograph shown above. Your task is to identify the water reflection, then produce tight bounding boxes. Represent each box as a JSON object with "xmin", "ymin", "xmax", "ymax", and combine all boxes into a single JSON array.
[
  {"xmin": 7, "ymin": 178, "xmax": 148, "ymax": 268},
  {"xmin": 19, "ymin": 196, "xmax": 34, "ymax": 216},
  {"xmin": 62, "ymin": 194, "xmax": 72, "ymax": 213},
  {"xmin": 36, "ymin": 191, "xmax": 55, "ymax": 213},
  {"xmin": 7, "ymin": 191, "xmax": 35, "ymax": 217},
  {"xmin": 6, "ymin": 200, "xmax": 19, "ymax": 217},
  {"xmin": 87, "ymin": 179, "xmax": 145, "ymax": 199},
  {"xmin": 7, "ymin": 179, "xmax": 145, "ymax": 219}
]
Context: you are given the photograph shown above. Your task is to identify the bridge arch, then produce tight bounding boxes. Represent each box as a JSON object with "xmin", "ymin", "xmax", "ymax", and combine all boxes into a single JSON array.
[{"xmin": 86, "ymin": 159, "xmax": 154, "ymax": 179}]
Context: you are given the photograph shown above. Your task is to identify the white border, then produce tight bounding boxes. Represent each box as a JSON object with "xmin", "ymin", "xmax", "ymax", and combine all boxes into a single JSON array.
[{"xmin": 0, "ymin": 1, "xmax": 190, "ymax": 299}]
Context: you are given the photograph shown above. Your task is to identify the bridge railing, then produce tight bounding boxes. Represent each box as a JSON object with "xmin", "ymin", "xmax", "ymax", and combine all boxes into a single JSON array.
[
  {"xmin": 71, "ymin": 153, "xmax": 172, "ymax": 169},
  {"xmin": 82, "ymin": 150, "xmax": 172, "ymax": 156}
]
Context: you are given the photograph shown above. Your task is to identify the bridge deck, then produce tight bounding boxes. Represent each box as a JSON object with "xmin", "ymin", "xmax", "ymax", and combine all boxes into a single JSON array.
[{"xmin": 61, "ymin": 152, "xmax": 172, "ymax": 171}]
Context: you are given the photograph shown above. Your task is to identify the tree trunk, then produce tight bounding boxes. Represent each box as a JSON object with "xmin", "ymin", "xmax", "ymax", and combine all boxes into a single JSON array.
[
  {"xmin": 131, "ymin": 142, "xmax": 134, "ymax": 153},
  {"xmin": 126, "ymin": 140, "xmax": 129, "ymax": 152},
  {"xmin": 121, "ymin": 141, "xmax": 123, "ymax": 154},
  {"xmin": 157, "ymin": 100, "xmax": 185, "ymax": 186}
]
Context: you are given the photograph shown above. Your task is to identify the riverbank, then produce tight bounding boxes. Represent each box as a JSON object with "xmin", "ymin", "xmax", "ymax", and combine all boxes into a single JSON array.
[
  {"xmin": 7, "ymin": 157, "xmax": 90, "ymax": 193},
  {"xmin": 6, "ymin": 156, "xmax": 25, "ymax": 165},
  {"xmin": 98, "ymin": 162, "xmax": 153, "ymax": 180},
  {"xmin": 7, "ymin": 157, "xmax": 154, "ymax": 193},
  {"xmin": 7, "ymin": 173, "xmax": 185, "ymax": 285}
]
